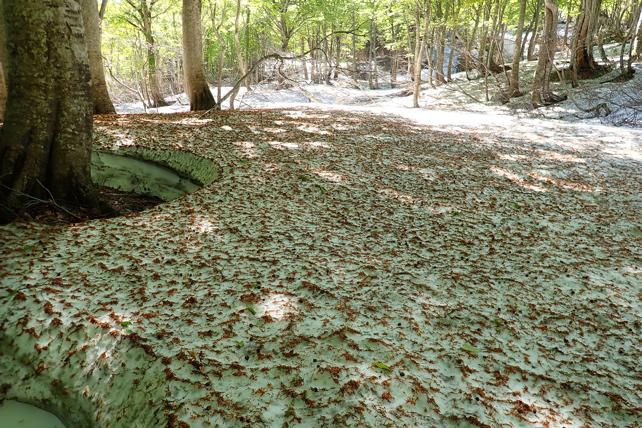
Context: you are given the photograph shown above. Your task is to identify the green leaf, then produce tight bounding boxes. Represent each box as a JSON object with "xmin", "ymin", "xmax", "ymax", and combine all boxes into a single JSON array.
[
  {"xmin": 120, "ymin": 321, "xmax": 131, "ymax": 328},
  {"xmin": 461, "ymin": 343, "xmax": 481, "ymax": 356},
  {"xmin": 372, "ymin": 361, "xmax": 392, "ymax": 372},
  {"xmin": 235, "ymin": 341, "xmax": 245, "ymax": 349},
  {"xmin": 246, "ymin": 305, "xmax": 257, "ymax": 315}
]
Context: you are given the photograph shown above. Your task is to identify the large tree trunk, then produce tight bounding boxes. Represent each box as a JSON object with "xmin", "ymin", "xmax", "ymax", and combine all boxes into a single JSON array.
[
  {"xmin": 182, "ymin": 0, "xmax": 216, "ymax": 111},
  {"xmin": 0, "ymin": 64, "xmax": 5, "ymax": 123},
  {"xmin": 0, "ymin": 0, "xmax": 100, "ymax": 224},
  {"xmin": 80, "ymin": 0, "xmax": 116, "ymax": 114},
  {"xmin": 0, "ymin": 5, "xmax": 6, "ymax": 122},
  {"xmin": 572, "ymin": 0, "xmax": 602, "ymax": 73},
  {"xmin": 510, "ymin": 0, "xmax": 528, "ymax": 96},
  {"xmin": 531, "ymin": 0, "xmax": 563, "ymax": 107}
]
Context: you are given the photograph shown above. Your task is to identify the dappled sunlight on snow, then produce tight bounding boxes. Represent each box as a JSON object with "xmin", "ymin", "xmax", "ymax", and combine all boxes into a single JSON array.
[
  {"xmin": 378, "ymin": 187, "xmax": 420, "ymax": 204},
  {"xmin": 528, "ymin": 171, "xmax": 593, "ymax": 192},
  {"xmin": 313, "ymin": 169, "xmax": 345, "ymax": 184},
  {"xmin": 262, "ymin": 127, "xmax": 287, "ymax": 134},
  {"xmin": 491, "ymin": 167, "xmax": 547, "ymax": 192},
  {"xmin": 268, "ymin": 141, "xmax": 300, "ymax": 150},
  {"xmin": 301, "ymin": 140, "xmax": 331, "ymax": 149},
  {"xmin": 101, "ymin": 129, "xmax": 137, "ymax": 148},
  {"xmin": 297, "ymin": 124, "xmax": 331, "ymax": 135},
  {"xmin": 189, "ymin": 216, "xmax": 218, "ymax": 234},
  {"xmin": 394, "ymin": 163, "xmax": 414, "ymax": 171},
  {"xmin": 498, "ymin": 153, "xmax": 529, "ymax": 162},
  {"xmin": 417, "ymin": 168, "xmax": 438, "ymax": 181},
  {"xmin": 261, "ymin": 162, "xmax": 281, "ymax": 173},
  {"xmin": 175, "ymin": 117, "xmax": 215, "ymax": 126},
  {"xmin": 536, "ymin": 150, "xmax": 586, "ymax": 163},
  {"xmin": 82, "ymin": 333, "xmax": 120, "ymax": 372},
  {"xmin": 234, "ymin": 141, "xmax": 258, "ymax": 158},
  {"xmin": 5, "ymin": 108, "xmax": 640, "ymax": 427},
  {"xmin": 282, "ymin": 110, "xmax": 308, "ymax": 119},
  {"xmin": 259, "ymin": 293, "xmax": 298, "ymax": 321},
  {"xmin": 601, "ymin": 141, "xmax": 642, "ymax": 161}
]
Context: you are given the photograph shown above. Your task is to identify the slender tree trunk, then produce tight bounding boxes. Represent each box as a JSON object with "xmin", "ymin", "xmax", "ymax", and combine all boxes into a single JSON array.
[
  {"xmin": 80, "ymin": 0, "xmax": 116, "ymax": 114},
  {"xmin": 532, "ymin": 0, "xmax": 562, "ymax": 106},
  {"xmin": 334, "ymin": 34, "xmax": 341, "ymax": 79},
  {"xmin": 302, "ymin": 38, "xmax": 309, "ymax": 81},
  {"xmin": 139, "ymin": 1, "xmax": 167, "ymax": 107},
  {"xmin": 182, "ymin": 0, "xmax": 216, "ymax": 111},
  {"xmin": 0, "ymin": 0, "xmax": 100, "ymax": 224},
  {"xmin": 510, "ymin": 0, "xmax": 527, "ymax": 96},
  {"xmin": 634, "ymin": 2, "xmax": 642, "ymax": 59},
  {"xmin": 563, "ymin": 0, "xmax": 572, "ymax": 47},
  {"xmin": 426, "ymin": 28, "xmax": 435, "ymax": 87},
  {"xmin": 446, "ymin": 30, "xmax": 456, "ymax": 80},
  {"xmin": 520, "ymin": 2, "xmax": 534, "ymax": 58},
  {"xmin": 528, "ymin": 0, "xmax": 543, "ymax": 60},
  {"xmin": 210, "ymin": 1, "xmax": 227, "ymax": 106},
  {"xmin": 352, "ymin": 9, "xmax": 358, "ymax": 78},
  {"xmin": 229, "ymin": 0, "xmax": 247, "ymax": 108},
  {"xmin": 413, "ymin": 2, "xmax": 425, "ymax": 108},
  {"xmin": 368, "ymin": 15, "xmax": 377, "ymax": 89},
  {"xmin": 435, "ymin": 30, "xmax": 446, "ymax": 84}
]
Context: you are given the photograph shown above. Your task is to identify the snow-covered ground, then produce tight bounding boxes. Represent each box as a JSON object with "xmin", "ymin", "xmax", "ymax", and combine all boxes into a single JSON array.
[
  {"xmin": 3, "ymin": 107, "xmax": 640, "ymax": 426},
  {"xmin": 116, "ymin": 43, "xmax": 642, "ymax": 146},
  {"xmin": 0, "ymin": 400, "xmax": 65, "ymax": 428}
]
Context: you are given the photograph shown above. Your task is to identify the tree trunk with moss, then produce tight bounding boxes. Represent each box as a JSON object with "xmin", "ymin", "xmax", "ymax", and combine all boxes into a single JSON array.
[
  {"xmin": 182, "ymin": 0, "xmax": 216, "ymax": 111},
  {"xmin": 80, "ymin": 0, "xmax": 116, "ymax": 114},
  {"xmin": 0, "ymin": 0, "xmax": 100, "ymax": 224}
]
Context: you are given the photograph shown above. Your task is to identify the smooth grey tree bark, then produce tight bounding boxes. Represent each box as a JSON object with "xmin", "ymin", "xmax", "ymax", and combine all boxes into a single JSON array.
[
  {"xmin": 182, "ymin": 0, "xmax": 216, "ymax": 111},
  {"xmin": 81, "ymin": 0, "xmax": 116, "ymax": 114}
]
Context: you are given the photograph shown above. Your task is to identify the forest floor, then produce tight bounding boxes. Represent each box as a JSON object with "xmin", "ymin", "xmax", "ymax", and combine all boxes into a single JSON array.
[{"xmin": 1, "ymin": 99, "xmax": 641, "ymax": 426}]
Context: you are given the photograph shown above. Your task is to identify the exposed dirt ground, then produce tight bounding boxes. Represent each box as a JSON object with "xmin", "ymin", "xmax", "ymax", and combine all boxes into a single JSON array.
[{"xmin": 1, "ymin": 109, "xmax": 640, "ymax": 427}]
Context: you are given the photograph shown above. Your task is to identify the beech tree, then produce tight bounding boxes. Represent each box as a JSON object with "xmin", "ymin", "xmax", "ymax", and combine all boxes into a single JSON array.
[
  {"xmin": 0, "ymin": 7, "xmax": 6, "ymax": 122},
  {"xmin": 0, "ymin": 0, "xmax": 100, "ymax": 224},
  {"xmin": 183, "ymin": 0, "xmax": 216, "ymax": 111},
  {"xmin": 571, "ymin": 0, "xmax": 602, "ymax": 78},
  {"xmin": 81, "ymin": 0, "xmax": 117, "ymax": 114},
  {"xmin": 531, "ymin": 0, "xmax": 563, "ymax": 107},
  {"xmin": 0, "ymin": 66, "xmax": 5, "ymax": 122}
]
